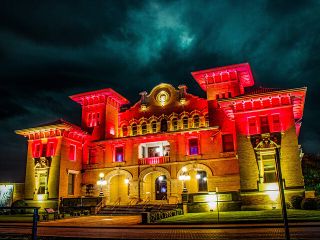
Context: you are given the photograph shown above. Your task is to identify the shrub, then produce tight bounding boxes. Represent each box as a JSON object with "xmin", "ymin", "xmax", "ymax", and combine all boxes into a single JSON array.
[
  {"xmin": 11, "ymin": 200, "xmax": 28, "ymax": 214},
  {"xmin": 290, "ymin": 195, "xmax": 303, "ymax": 209},
  {"xmin": 301, "ymin": 198, "xmax": 317, "ymax": 210},
  {"xmin": 286, "ymin": 201, "xmax": 293, "ymax": 209},
  {"xmin": 315, "ymin": 197, "xmax": 320, "ymax": 210}
]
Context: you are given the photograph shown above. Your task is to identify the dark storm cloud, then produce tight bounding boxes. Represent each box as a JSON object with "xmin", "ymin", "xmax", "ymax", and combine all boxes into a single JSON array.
[{"xmin": 0, "ymin": 0, "xmax": 320, "ymax": 181}]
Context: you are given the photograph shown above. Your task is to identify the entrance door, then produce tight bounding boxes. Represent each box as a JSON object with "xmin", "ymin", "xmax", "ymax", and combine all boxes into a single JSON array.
[
  {"xmin": 109, "ymin": 175, "xmax": 129, "ymax": 204},
  {"xmin": 155, "ymin": 175, "xmax": 167, "ymax": 200}
]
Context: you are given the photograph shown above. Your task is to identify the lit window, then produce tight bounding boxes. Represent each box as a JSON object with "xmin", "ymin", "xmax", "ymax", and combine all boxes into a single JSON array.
[
  {"xmin": 38, "ymin": 173, "xmax": 47, "ymax": 194},
  {"xmin": 182, "ymin": 116, "xmax": 188, "ymax": 129},
  {"xmin": 68, "ymin": 173, "xmax": 75, "ymax": 195},
  {"xmin": 222, "ymin": 134, "xmax": 234, "ymax": 152},
  {"xmin": 272, "ymin": 115, "xmax": 281, "ymax": 132},
  {"xmin": 193, "ymin": 115, "xmax": 200, "ymax": 128},
  {"xmin": 172, "ymin": 118, "xmax": 178, "ymax": 131},
  {"xmin": 122, "ymin": 125, "xmax": 128, "ymax": 137},
  {"xmin": 141, "ymin": 122, "xmax": 147, "ymax": 134},
  {"xmin": 197, "ymin": 171, "xmax": 208, "ymax": 192},
  {"xmin": 260, "ymin": 116, "xmax": 270, "ymax": 134},
  {"xmin": 115, "ymin": 146, "xmax": 124, "ymax": 162},
  {"xmin": 248, "ymin": 117, "xmax": 257, "ymax": 135},
  {"xmin": 47, "ymin": 142, "xmax": 55, "ymax": 157},
  {"xmin": 261, "ymin": 155, "xmax": 277, "ymax": 183},
  {"xmin": 69, "ymin": 144, "xmax": 76, "ymax": 161},
  {"xmin": 204, "ymin": 114, "xmax": 209, "ymax": 127},
  {"xmin": 189, "ymin": 138, "xmax": 199, "ymax": 155},
  {"xmin": 131, "ymin": 124, "xmax": 137, "ymax": 136},
  {"xmin": 41, "ymin": 143, "xmax": 47, "ymax": 157},
  {"xmin": 96, "ymin": 112, "xmax": 100, "ymax": 126},
  {"xmin": 87, "ymin": 113, "xmax": 92, "ymax": 127},
  {"xmin": 34, "ymin": 143, "xmax": 41, "ymax": 158},
  {"xmin": 151, "ymin": 121, "xmax": 157, "ymax": 133}
]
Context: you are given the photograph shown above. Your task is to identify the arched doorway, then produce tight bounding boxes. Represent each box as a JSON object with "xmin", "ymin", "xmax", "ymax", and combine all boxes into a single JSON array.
[
  {"xmin": 177, "ymin": 164, "xmax": 213, "ymax": 194},
  {"xmin": 109, "ymin": 175, "xmax": 129, "ymax": 204},
  {"xmin": 155, "ymin": 175, "xmax": 167, "ymax": 200},
  {"xmin": 105, "ymin": 169, "xmax": 132, "ymax": 204},
  {"xmin": 139, "ymin": 167, "xmax": 171, "ymax": 202}
]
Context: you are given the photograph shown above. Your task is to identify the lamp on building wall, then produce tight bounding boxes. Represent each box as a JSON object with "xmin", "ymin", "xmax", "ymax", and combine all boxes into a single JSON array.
[
  {"xmin": 179, "ymin": 167, "xmax": 190, "ymax": 193},
  {"xmin": 97, "ymin": 172, "xmax": 107, "ymax": 197}
]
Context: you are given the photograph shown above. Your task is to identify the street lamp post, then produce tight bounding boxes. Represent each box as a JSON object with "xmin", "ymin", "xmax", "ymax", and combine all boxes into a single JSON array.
[
  {"xmin": 179, "ymin": 167, "xmax": 190, "ymax": 214},
  {"xmin": 275, "ymin": 146, "xmax": 290, "ymax": 240},
  {"xmin": 97, "ymin": 173, "xmax": 107, "ymax": 197}
]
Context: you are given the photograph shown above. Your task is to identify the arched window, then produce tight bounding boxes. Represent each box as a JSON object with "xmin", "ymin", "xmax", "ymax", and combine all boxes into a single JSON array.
[
  {"xmin": 160, "ymin": 119, "xmax": 168, "ymax": 132},
  {"xmin": 131, "ymin": 123, "xmax": 137, "ymax": 136},
  {"xmin": 182, "ymin": 116, "xmax": 189, "ymax": 129},
  {"xmin": 172, "ymin": 118, "xmax": 178, "ymax": 131},
  {"xmin": 122, "ymin": 125, "xmax": 128, "ymax": 137},
  {"xmin": 193, "ymin": 115, "xmax": 200, "ymax": 128},
  {"xmin": 151, "ymin": 121, "xmax": 157, "ymax": 133},
  {"xmin": 141, "ymin": 122, "xmax": 147, "ymax": 134}
]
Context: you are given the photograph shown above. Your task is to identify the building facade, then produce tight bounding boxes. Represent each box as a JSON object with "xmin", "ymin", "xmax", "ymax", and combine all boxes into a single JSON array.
[{"xmin": 16, "ymin": 63, "xmax": 307, "ymax": 211}]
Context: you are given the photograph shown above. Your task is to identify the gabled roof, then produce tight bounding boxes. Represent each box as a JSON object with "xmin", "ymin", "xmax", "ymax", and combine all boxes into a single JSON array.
[{"xmin": 15, "ymin": 118, "xmax": 88, "ymax": 136}]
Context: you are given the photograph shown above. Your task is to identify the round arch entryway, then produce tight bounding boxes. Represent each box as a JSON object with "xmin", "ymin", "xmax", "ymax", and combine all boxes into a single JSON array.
[
  {"xmin": 104, "ymin": 169, "xmax": 133, "ymax": 205},
  {"xmin": 139, "ymin": 167, "xmax": 171, "ymax": 202},
  {"xmin": 177, "ymin": 163, "xmax": 214, "ymax": 194}
]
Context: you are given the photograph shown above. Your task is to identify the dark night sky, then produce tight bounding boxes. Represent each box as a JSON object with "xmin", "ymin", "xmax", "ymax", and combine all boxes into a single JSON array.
[{"xmin": 1, "ymin": 0, "xmax": 320, "ymax": 182}]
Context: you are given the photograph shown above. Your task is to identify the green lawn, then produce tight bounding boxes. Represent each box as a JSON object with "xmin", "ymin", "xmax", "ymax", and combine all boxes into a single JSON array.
[
  {"xmin": 0, "ymin": 214, "xmax": 34, "ymax": 222},
  {"xmin": 158, "ymin": 210, "xmax": 320, "ymax": 224}
]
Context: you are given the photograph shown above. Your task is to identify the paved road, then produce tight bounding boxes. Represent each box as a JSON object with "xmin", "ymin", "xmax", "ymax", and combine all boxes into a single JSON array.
[{"xmin": 1, "ymin": 216, "xmax": 320, "ymax": 239}]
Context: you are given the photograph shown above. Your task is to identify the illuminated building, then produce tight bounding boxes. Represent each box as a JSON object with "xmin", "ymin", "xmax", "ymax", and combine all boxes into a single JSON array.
[{"xmin": 15, "ymin": 63, "xmax": 306, "ymax": 211}]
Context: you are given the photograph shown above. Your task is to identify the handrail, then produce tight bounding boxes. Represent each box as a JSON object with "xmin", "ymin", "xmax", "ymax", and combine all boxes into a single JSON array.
[
  {"xmin": 139, "ymin": 156, "xmax": 170, "ymax": 165},
  {"xmin": 94, "ymin": 199, "xmax": 103, "ymax": 214},
  {"xmin": 111, "ymin": 197, "xmax": 121, "ymax": 211},
  {"xmin": 142, "ymin": 197, "xmax": 150, "ymax": 210},
  {"xmin": 157, "ymin": 195, "xmax": 167, "ymax": 210},
  {"xmin": 126, "ymin": 198, "xmax": 137, "ymax": 210}
]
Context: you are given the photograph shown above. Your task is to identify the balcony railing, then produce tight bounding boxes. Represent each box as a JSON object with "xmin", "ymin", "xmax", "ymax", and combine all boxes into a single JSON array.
[{"xmin": 139, "ymin": 156, "xmax": 170, "ymax": 165}]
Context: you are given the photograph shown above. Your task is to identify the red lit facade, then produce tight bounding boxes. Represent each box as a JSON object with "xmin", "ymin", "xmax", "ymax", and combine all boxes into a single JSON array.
[{"xmin": 16, "ymin": 63, "xmax": 307, "ymax": 211}]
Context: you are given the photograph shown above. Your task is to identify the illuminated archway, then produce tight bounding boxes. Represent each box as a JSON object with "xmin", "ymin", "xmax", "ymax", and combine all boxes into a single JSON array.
[
  {"xmin": 105, "ymin": 169, "xmax": 133, "ymax": 204},
  {"xmin": 139, "ymin": 167, "xmax": 171, "ymax": 202}
]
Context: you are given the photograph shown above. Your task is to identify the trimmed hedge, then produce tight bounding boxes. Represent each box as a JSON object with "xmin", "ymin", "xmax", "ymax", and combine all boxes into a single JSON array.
[
  {"xmin": 301, "ymin": 198, "xmax": 317, "ymax": 210},
  {"xmin": 290, "ymin": 195, "xmax": 303, "ymax": 209}
]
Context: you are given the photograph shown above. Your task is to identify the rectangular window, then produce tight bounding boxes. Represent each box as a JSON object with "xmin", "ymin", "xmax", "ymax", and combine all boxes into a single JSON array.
[
  {"xmin": 41, "ymin": 143, "xmax": 47, "ymax": 157},
  {"xmin": 272, "ymin": 114, "xmax": 281, "ymax": 132},
  {"xmin": 189, "ymin": 138, "xmax": 199, "ymax": 155},
  {"xmin": 262, "ymin": 155, "xmax": 277, "ymax": 183},
  {"xmin": 89, "ymin": 149, "xmax": 97, "ymax": 164},
  {"xmin": 68, "ymin": 173, "xmax": 75, "ymax": 195},
  {"xmin": 38, "ymin": 173, "xmax": 47, "ymax": 194},
  {"xmin": 34, "ymin": 143, "xmax": 41, "ymax": 158},
  {"xmin": 87, "ymin": 113, "xmax": 92, "ymax": 127},
  {"xmin": 260, "ymin": 116, "xmax": 270, "ymax": 134},
  {"xmin": 69, "ymin": 144, "xmax": 76, "ymax": 161},
  {"xmin": 96, "ymin": 112, "xmax": 100, "ymax": 126},
  {"xmin": 47, "ymin": 142, "xmax": 55, "ymax": 157},
  {"xmin": 222, "ymin": 134, "xmax": 234, "ymax": 152},
  {"xmin": 248, "ymin": 117, "xmax": 257, "ymax": 135},
  {"xmin": 197, "ymin": 171, "xmax": 208, "ymax": 192},
  {"xmin": 115, "ymin": 146, "xmax": 124, "ymax": 162}
]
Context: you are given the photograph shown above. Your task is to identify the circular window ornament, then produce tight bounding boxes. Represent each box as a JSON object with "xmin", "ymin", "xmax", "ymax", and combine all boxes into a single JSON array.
[{"xmin": 156, "ymin": 90, "xmax": 170, "ymax": 106}]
